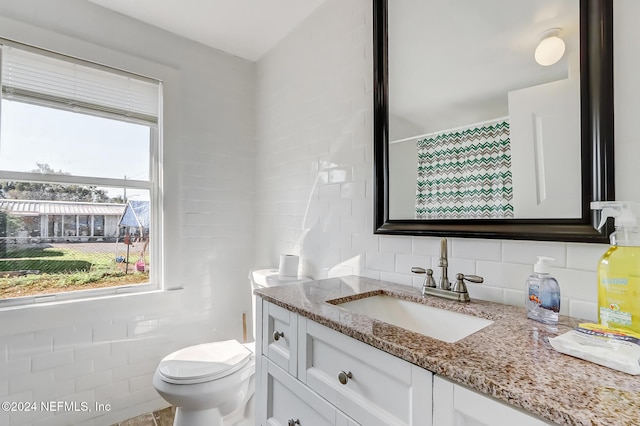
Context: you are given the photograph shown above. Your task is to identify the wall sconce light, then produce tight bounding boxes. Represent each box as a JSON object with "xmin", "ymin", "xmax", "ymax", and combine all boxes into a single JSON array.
[{"xmin": 534, "ymin": 28, "xmax": 565, "ymax": 66}]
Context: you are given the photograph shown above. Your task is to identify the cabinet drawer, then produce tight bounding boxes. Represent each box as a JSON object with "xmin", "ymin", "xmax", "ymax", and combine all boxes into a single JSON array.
[
  {"xmin": 262, "ymin": 301, "xmax": 298, "ymax": 375},
  {"xmin": 299, "ymin": 319, "xmax": 432, "ymax": 426},
  {"xmin": 259, "ymin": 357, "xmax": 348, "ymax": 426},
  {"xmin": 433, "ymin": 376, "xmax": 554, "ymax": 426}
]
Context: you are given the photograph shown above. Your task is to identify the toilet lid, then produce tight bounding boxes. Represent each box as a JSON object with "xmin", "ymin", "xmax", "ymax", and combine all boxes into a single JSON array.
[{"xmin": 158, "ymin": 340, "xmax": 252, "ymax": 383}]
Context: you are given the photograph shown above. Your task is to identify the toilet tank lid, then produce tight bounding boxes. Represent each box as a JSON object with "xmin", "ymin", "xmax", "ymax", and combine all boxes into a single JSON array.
[
  {"xmin": 158, "ymin": 340, "xmax": 251, "ymax": 383},
  {"xmin": 250, "ymin": 268, "xmax": 311, "ymax": 288}
]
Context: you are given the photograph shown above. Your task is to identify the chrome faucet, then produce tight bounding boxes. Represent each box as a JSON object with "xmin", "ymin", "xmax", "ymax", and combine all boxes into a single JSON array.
[{"xmin": 411, "ymin": 238, "xmax": 484, "ymax": 302}]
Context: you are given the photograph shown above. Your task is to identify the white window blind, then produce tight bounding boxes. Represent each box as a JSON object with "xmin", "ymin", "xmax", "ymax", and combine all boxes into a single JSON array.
[{"xmin": 0, "ymin": 42, "xmax": 160, "ymax": 124}]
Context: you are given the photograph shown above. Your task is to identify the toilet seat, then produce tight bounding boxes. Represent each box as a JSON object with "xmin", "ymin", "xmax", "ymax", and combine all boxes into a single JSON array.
[{"xmin": 158, "ymin": 340, "xmax": 253, "ymax": 385}]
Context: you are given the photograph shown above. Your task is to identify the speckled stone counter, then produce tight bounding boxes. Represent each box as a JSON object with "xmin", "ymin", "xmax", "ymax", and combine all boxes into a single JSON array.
[{"xmin": 254, "ymin": 275, "xmax": 640, "ymax": 426}]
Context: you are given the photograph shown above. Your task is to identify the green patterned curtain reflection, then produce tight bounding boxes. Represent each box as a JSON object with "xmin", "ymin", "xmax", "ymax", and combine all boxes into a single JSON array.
[{"xmin": 415, "ymin": 119, "xmax": 513, "ymax": 219}]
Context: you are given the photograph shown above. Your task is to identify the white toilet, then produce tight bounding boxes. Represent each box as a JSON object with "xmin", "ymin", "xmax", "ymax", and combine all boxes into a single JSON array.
[{"xmin": 152, "ymin": 268, "xmax": 311, "ymax": 426}]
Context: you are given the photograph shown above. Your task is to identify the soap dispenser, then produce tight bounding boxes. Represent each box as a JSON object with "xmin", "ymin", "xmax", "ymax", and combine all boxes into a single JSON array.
[{"xmin": 526, "ymin": 256, "xmax": 560, "ymax": 325}]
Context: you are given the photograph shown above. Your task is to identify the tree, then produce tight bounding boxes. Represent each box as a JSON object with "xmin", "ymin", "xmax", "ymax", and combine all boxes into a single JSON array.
[{"xmin": 0, "ymin": 163, "xmax": 113, "ymax": 202}]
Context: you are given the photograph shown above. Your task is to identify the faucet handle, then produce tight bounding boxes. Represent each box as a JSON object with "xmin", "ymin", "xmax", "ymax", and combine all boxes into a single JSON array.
[
  {"xmin": 459, "ymin": 274, "xmax": 483, "ymax": 284},
  {"xmin": 411, "ymin": 267, "xmax": 436, "ymax": 291},
  {"xmin": 451, "ymin": 273, "xmax": 484, "ymax": 294}
]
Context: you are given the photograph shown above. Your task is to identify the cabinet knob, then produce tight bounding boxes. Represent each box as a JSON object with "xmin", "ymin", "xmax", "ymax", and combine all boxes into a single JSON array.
[
  {"xmin": 273, "ymin": 331, "xmax": 284, "ymax": 341},
  {"xmin": 288, "ymin": 419, "xmax": 300, "ymax": 426},
  {"xmin": 337, "ymin": 370, "xmax": 353, "ymax": 385}
]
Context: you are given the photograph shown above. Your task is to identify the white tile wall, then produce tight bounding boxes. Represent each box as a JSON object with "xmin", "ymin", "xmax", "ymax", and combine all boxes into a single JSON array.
[
  {"xmin": 0, "ymin": 0, "xmax": 638, "ymax": 425},
  {"xmin": 255, "ymin": 0, "xmax": 639, "ymax": 327},
  {"xmin": 0, "ymin": 0, "xmax": 256, "ymax": 424}
]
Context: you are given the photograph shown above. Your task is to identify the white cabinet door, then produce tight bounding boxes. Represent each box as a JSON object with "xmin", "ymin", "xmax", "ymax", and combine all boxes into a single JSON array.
[
  {"xmin": 299, "ymin": 318, "xmax": 432, "ymax": 426},
  {"xmin": 433, "ymin": 376, "xmax": 554, "ymax": 426},
  {"xmin": 258, "ymin": 357, "xmax": 345, "ymax": 426},
  {"xmin": 263, "ymin": 301, "xmax": 298, "ymax": 375}
]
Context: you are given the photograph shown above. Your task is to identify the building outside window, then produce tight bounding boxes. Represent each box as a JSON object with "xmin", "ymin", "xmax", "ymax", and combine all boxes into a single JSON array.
[{"xmin": 0, "ymin": 39, "xmax": 162, "ymax": 306}]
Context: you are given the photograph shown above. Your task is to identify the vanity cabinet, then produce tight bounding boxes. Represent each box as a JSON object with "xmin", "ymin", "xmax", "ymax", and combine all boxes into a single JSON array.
[
  {"xmin": 262, "ymin": 301, "xmax": 298, "ymax": 375},
  {"xmin": 257, "ymin": 300, "xmax": 430, "ymax": 426},
  {"xmin": 261, "ymin": 358, "xmax": 356, "ymax": 426},
  {"xmin": 298, "ymin": 318, "xmax": 432, "ymax": 426},
  {"xmin": 257, "ymin": 299, "xmax": 549, "ymax": 426},
  {"xmin": 433, "ymin": 376, "xmax": 554, "ymax": 426}
]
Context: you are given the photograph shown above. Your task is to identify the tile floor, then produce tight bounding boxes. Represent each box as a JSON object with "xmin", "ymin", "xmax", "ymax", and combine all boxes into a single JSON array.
[{"xmin": 110, "ymin": 406, "xmax": 175, "ymax": 426}]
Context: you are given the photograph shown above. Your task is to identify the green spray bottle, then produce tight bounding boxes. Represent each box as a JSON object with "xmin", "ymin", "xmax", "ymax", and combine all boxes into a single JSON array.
[{"xmin": 591, "ymin": 201, "xmax": 640, "ymax": 333}]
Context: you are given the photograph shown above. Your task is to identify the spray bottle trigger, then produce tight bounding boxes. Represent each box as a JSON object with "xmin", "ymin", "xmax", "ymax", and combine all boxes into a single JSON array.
[{"xmin": 597, "ymin": 208, "xmax": 617, "ymax": 230}]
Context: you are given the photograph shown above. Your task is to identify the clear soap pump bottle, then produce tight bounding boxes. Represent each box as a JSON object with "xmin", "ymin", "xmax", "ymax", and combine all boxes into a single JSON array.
[{"xmin": 526, "ymin": 256, "xmax": 560, "ymax": 325}]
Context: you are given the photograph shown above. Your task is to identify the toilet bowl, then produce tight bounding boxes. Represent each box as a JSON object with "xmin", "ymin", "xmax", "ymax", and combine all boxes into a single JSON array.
[
  {"xmin": 152, "ymin": 268, "xmax": 311, "ymax": 426},
  {"xmin": 153, "ymin": 340, "xmax": 256, "ymax": 426}
]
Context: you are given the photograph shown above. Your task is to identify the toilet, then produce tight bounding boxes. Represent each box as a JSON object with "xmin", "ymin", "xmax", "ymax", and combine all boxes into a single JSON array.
[{"xmin": 152, "ymin": 268, "xmax": 311, "ymax": 426}]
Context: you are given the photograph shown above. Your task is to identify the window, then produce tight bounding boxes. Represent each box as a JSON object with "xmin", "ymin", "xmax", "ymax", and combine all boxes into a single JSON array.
[{"xmin": 0, "ymin": 40, "xmax": 162, "ymax": 306}]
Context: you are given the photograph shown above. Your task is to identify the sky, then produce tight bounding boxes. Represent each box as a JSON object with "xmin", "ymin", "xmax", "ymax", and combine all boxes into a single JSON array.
[{"xmin": 0, "ymin": 100, "xmax": 151, "ymax": 200}]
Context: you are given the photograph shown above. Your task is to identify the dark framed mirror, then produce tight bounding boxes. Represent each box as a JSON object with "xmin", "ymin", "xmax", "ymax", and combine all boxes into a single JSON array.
[{"xmin": 373, "ymin": 0, "xmax": 614, "ymax": 242}]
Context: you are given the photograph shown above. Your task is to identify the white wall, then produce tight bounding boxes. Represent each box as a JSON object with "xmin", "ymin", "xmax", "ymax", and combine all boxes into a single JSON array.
[
  {"xmin": 0, "ymin": 0, "xmax": 636, "ymax": 424},
  {"xmin": 0, "ymin": 0, "xmax": 255, "ymax": 425},
  {"xmin": 255, "ymin": 0, "xmax": 639, "ymax": 322}
]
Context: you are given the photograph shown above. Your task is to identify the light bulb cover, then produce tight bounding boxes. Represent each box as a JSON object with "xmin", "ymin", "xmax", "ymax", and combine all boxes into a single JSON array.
[{"xmin": 535, "ymin": 32, "xmax": 566, "ymax": 66}]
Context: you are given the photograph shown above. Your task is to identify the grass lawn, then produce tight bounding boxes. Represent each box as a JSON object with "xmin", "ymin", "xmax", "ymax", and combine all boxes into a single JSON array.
[{"xmin": 0, "ymin": 244, "xmax": 149, "ymax": 299}]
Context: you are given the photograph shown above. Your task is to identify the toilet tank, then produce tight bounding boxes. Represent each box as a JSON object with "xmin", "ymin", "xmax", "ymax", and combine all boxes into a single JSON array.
[{"xmin": 248, "ymin": 268, "xmax": 311, "ymax": 341}]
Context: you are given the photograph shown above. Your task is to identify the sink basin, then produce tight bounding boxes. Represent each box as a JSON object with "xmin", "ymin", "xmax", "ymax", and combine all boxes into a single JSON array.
[{"xmin": 335, "ymin": 294, "xmax": 493, "ymax": 343}]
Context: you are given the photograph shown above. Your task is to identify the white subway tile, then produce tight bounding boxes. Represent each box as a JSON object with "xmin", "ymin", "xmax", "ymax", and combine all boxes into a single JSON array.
[
  {"xmin": 566, "ymin": 243, "xmax": 608, "ymax": 271},
  {"xmin": 451, "ymin": 238, "xmax": 501, "ymax": 261},
  {"xmin": 74, "ymin": 342, "xmax": 110, "ymax": 362},
  {"xmin": 340, "ymin": 215, "xmax": 366, "ymax": 234},
  {"xmin": 502, "ymin": 241, "xmax": 567, "ymax": 266},
  {"xmin": 318, "ymin": 184, "xmax": 341, "ymax": 200},
  {"xmin": 476, "ymin": 261, "xmax": 533, "ymax": 290},
  {"xmin": 93, "ymin": 322, "xmax": 127, "ymax": 342},
  {"xmin": 365, "ymin": 251, "xmax": 395, "ymax": 273},
  {"xmin": 412, "ymin": 237, "xmax": 443, "ymax": 257},
  {"xmin": 503, "ymin": 289, "xmax": 525, "ymax": 308},
  {"xmin": 109, "ymin": 387, "xmax": 156, "ymax": 414},
  {"xmin": 351, "ymin": 232, "xmax": 379, "ymax": 252},
  {"xmin": 31, "ymin": 349, "xmax": 74, "ymax": 372},
  {"xmin": 129, "ymin": 373, "xmax": 154, "ymax": 393},
  {"xmin": 76, "ymin": 370, "xmax": 112, "ymax": 392},
  {"xmin": 127, "ymin": 321, "xmax": 160, "ymax": 339},
  {"xmin": 55, "ymin": 359, "xmax": 94, "ymax": 381},
  {"xmin": 112, "ymin": 360, "xmax": 157, "ymax": 383},
  {"xmin": 569, "ymin": 300, "xmax": 598, "ymax": 322},
  {"xmin": 379, "ymin": 271, "xmax": 413, "ymax": 286},
  {"xmin": 94, "ymin": 380, "xmax": 129, "ymax": 403},
  {"xmin": 0, "ymin": 357, "xmax": 31, "ymax": 379},
  {"xmin": 9, "ymin": 370, "xmax": 53, "ymax": 394},
  {"xmin": 379, "ymin": 235, "xmax": 412, "ymax": 254},
  {"xmin": 466, "ymin": 283, "xmax": 504, "ymax": 304},
  {"xmin": 92, "ymin": 351, "xmax": 127, "ymax": 372},
  {"xmin": 6, "ymin": 333, "xmax": 37, "ymax": 360},
  {"xmin": 329, "ymin": 167, "xmax": 352, "ymax": 184},
  {"xmin": 549, "ymin": 267, "xmax": 597, "ymax": 303},
  {"xmin": 33, "ymin": 377, "xmax": 75, "ymax": 401},
  {"xmin": 341, "ymin": 181, "xmax": 366, "ymax": 199},
  {"xmin": 53, "ymin": 326, "xmax": 93, "ymax": 351},
  {"xmin": 395, "ymin": 254, "xmax": 429, "ymax": 276},
  {"xmin": 327, "ymin": 264, "xmax": 355, "ymax": 278}
]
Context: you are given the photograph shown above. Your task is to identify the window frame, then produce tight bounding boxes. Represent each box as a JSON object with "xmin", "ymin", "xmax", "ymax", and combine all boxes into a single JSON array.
[{"xmin": 0, "ymin": 40, "xmax": 163, "ymax": 308}]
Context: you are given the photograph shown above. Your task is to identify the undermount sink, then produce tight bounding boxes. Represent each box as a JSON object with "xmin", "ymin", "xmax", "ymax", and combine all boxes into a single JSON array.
[{"xmin": 335, "ymin": 294, "xmax": 493, "ymax": 343}]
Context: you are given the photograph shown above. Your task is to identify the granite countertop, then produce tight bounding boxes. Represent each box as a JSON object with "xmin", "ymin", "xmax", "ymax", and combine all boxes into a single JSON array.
[{"xmin": 254, "ymin": 275, "xmax": 640, "ymax": 426}]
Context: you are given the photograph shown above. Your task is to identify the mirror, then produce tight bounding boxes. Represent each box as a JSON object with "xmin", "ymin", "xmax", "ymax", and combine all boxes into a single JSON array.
[{"xmin": 373, "ymin": 0, "xmax": 614, "ymax": 242}]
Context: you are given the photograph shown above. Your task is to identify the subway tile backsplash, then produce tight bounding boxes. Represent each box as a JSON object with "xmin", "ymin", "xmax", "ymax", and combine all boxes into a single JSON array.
[{"xmin": 254, "ymin": 0, "xmax": 614, "ymax": 326}]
